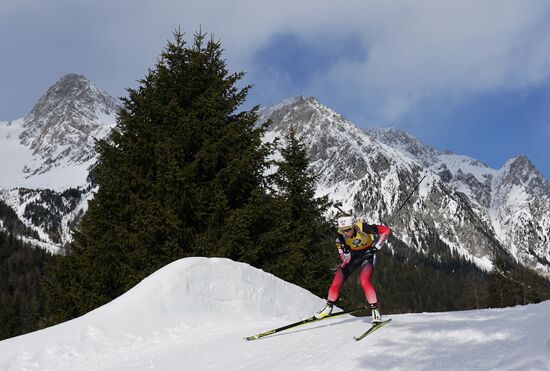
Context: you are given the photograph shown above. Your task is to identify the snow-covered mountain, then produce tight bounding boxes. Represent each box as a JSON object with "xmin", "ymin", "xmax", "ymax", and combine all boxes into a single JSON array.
[
  {"xmin": 20, "ymin": 73, "xmax": 119, "ymax": 177},
  {"xmin": 0, "ymin": 73, "xmax": 118, "ymax": 189},
  {"xmin": 1, "ymin": 257, "xmax": 549, "ymax": 371},
  {"xmin": 0, "ymin": 74, "xmax": 119, "ymax": 250},
  {"xmin": 365, "ymin": 127, "xmax": 550, "ymax": 274},
  {"xmin": 260, "ymin": 96, "xmax": 550, "ymax": 274},
  {"xmin": 1, "ymin": 79, "xmax": 549, "ymax": 274}
]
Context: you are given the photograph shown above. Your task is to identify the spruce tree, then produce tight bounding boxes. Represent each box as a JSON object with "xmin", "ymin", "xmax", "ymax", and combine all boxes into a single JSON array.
[
  {"xmin": 0, "ymin": 229, "xmax": 53, "ymax": 340},
  {"xmin": 46, "ymin": 29, "xmax": 272, "ymax": 320},
  {"xmin": 488, "ymin": 255, "xmax": 550, "ymax": 308},
  {"xmin": 270, "ymin": 126, "xmax": 335, "ymax": 297}
]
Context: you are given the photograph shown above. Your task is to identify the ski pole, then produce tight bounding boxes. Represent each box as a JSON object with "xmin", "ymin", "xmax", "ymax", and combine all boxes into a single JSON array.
[{"xmin": 386, "ymin": 174, "xmax": 426, "ymax": 224}]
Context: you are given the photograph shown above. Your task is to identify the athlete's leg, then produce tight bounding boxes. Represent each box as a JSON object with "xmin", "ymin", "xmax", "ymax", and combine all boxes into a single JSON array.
[
  {"xmin": 326, "ymin": 258, "xmax": 362, "ymax": 302},
  {"xmin": 358, "ymin": 260, "xmax": 378, "ymax": 305},
  {"xmin": 327, "ymin": 267, "xmax": 346, "ymax": 302}
]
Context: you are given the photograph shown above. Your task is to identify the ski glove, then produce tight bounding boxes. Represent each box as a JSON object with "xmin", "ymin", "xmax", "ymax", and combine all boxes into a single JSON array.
[
  {"xmin": 337, "ymin": 243, "xmax": 351, "ymax": 267},
  {"xmin": 373, "ymin": 234, "xmax": 388, "ymax": 251},
  {"xmin": 339, "ymin": 252, "xmax": 351, "ymax": 268}
]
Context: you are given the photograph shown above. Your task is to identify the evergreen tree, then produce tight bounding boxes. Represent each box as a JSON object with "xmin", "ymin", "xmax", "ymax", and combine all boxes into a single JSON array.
[
  {"xmin": 269, "ymin": 126, "xmax": 335, "ymax": 297},
  {"xmin": 488, "ymin": 256, "xmax": 515, "ymax": 307},
  {"xmin": 0, "ymin": 229, "xmax": 53, "ymax": 340},
  {"xmin": 488, "ymin": 255, "xmax": 550, "ymax": 308},
  {"xmin": 46, "ymin": 29, "xmax": 272, "ymax": 320},
  {"xmin": 272, "ymin": 126, "xmax": 326, "ymax": 218}
]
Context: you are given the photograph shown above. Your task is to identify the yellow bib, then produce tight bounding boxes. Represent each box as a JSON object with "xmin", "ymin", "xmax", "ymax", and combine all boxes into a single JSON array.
[{"xmin": 341, "ymin": 222, "xmax": 374, "ymax": 251}]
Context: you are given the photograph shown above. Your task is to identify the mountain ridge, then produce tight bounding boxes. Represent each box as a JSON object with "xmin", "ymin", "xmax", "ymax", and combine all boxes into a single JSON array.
[
  {"xmin": 0, "ymin": 74, "xmax": 119, "ymax": 249},
  {"xmin": 19, "ymin": 73, "xmax": 119, "ymax": 177},
  {"xmin": 1, "ymin": 84, "xmax": 549, "ymax": 274},
  {"xmin": 367, "ymin": 124, "xmax": 550, "ymax": 273},
  {"xmin": 260, "ymin": 95, "xmax": 550, "ymax": 274}
]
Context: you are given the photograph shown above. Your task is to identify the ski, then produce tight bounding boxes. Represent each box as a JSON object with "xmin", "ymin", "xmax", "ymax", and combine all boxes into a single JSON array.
[
  {"xmin": 353, "ymin": 318, "xmax": 392, "ymax": 341},
  {"xmin": 244, "ymin": 308, "xmax": 365, "ymax": 341}
]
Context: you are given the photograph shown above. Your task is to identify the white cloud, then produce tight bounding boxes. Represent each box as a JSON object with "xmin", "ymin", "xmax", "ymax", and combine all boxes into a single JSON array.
[
  {"xmin": 292, "ymin": 0, "xmax": 550, "ymax": 122},
  {"xmin": 213, "ymin": 0, "xmax": 550, "ymax": 122},
  {"xmin": 2, "ymin": 0, "xmax": 550, "ymax": 123},
  {"xmin": 127, "ymin": 0, "xmax": 548, "ymax": 123}
]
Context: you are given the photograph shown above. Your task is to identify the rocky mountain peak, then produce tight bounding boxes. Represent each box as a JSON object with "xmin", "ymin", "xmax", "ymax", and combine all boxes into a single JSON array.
[
  {"xmin": 19, "ymin": 74, "xmax": 119, "ymax": 176},
  {"xmin": 489, "ymin": 155, "xmax": 550, "ymax": 271},
  {"xmin": 24, "ymin": 74, "xmax": 118, "ymax": 123},
  {"xmin": 259, "ymin": 96, "xmax": 352, "ymax": 132},
  {"xmin": 500, "ymin": 155, "xmax": 538, "ymax": 185},
  {"xmin": 365, "ymin": 127, "xmax": 441, "ymax": 166},
  {"xmin": 261, "ymin": 97, "xmax": 550, "ymax": 274}
]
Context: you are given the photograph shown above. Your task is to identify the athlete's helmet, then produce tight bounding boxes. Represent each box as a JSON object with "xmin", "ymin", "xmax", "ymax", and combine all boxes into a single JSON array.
[{"xmin": 337, "ymin": 215, "xmax": 354, "ymax": 232}]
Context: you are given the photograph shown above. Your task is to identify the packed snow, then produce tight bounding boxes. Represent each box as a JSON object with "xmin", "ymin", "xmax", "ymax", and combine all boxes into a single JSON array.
[{"xmin": 1, "ymin": 257, "xmax": 549, "ymax": 371}]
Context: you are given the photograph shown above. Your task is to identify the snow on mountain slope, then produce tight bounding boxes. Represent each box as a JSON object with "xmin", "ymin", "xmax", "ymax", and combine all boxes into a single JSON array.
[
  {"xmin": 366, "ymin": 126, "xmax": 550, "ymax": 273},
  {"xmin": 20, "ymin": 74, "xmax": 118, "ymax": 176},
  {"xmin": 0, "ymin": 74, "xmax": 118, "ymax": 190},
  {"xmin": 0, "ymin": 187, "xmax": 89, "ymax": 253},
  {"xmin": 0, "ymin": 257, "xmax": 549, "ymax": 371},
  {"xmin": 368, "ymin": 127, "xmax": 497, "ymax": 210},
  {"xmin": 0, "ymin": 118, "xmax": 94, "ymax": 190},
  {"xmin": 491, "ymin": 156, "xmax": 550, "ymax": 272},
  {"xmin": 0, "ymin": 118, "xmax": 34, "ymax": 188},
  {"xmin": 260, "ymin": 97, "xmax": 502, "ymax": 271},
  {"xmin": 0, "ymin": 74, "xmax": 118, "ymax": 249}
]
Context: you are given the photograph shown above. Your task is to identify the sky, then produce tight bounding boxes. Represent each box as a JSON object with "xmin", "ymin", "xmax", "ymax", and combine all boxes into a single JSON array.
[
  {"xmin": 1, "ymin": 257, "xmax": 549, "ymax": 370},
  {"xmin": 1, "ymin": 0, "xmax": 550, "ymax": 180}
]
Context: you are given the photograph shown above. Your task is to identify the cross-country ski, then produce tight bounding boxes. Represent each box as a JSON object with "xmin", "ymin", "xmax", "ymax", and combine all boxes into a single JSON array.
[
  {"xmin": 353, "ymin": 318, "xmax": 392, "ymax": 341},
  {"xmin": 245, "ymin": 308, "xmax": 365, "ymax": 340}
]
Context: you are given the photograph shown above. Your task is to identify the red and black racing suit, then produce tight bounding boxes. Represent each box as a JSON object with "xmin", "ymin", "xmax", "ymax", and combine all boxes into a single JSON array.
[{"xmin": 326, "ymin": 222, "xmax": 390, "ymax": 307}]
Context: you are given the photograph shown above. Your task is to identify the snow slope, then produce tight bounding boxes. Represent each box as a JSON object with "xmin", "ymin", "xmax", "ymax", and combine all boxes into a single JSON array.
[
  {"xmin": 0, "ymin": 118, "xmax": 97, "ymax": 190},
  {"xmin": 1, "ymin": 258, "xmax": 549, "ymax": 371},
  {"xmin": 260, "ymin": 97, "xmax": 503, "ymax": 271},
  {"xmin": 0, "ymin": 74, "xmax": 118, "ymax": 191}
]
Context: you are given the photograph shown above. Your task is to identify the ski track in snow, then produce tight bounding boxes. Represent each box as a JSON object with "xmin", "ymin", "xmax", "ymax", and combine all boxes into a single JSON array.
[{"xmin": 1, "ymin": 258, "xmax": 549, "ymax": 371}]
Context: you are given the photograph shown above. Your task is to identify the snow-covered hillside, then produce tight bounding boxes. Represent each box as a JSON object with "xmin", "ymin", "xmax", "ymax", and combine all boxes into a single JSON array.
[
  {"xmin": 0, "ymin": 118, "xmax": 80, "ymax": 190},
  {"xmin": 0, "ymin": 74, "xmax": 118, "ymax": 249},
  {"xmin": 260, "ymin": 96, "xmax": 550, "ymax": 274},
  {"xmin": 367, "ymin": 126, "xmax": 550, "ymax": 273},
  {"xmin": 260, "ymin": 97, "xmax": 501, "ymax": 271},
  {"xmin": 0, "ymin": 74, "xmax": 118, "ymax": 190},
  {"xmin": 3, "ymin": 81, "xmax": 550, "ymax": 274},
  {"xmin": 1, "ymin": 257, "xmax": 549, "ymax": 371}
]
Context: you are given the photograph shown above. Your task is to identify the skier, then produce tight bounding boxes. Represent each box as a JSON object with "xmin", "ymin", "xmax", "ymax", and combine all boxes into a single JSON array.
[{"xmin": 315, "ymin": 214, "xmax": 391, "ymax": 323}]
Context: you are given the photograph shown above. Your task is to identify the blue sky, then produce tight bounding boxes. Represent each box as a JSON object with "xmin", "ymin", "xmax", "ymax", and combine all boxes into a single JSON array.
[{"xmin": 1, "ymin": 0, "xmax": 550, "ymax": 180}]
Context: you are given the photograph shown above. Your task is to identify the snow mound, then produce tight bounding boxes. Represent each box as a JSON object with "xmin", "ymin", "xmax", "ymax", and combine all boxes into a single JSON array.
[
  {"xmin": 1, "ymin": 257, "xmax": 550, "ymax": 371},
  {"xmin": 0, "ymin": 258, "xmax": 324, "ymax": 371},
  {"xmin": 97, "ymin": 257, "xmax": 324, "ymax": 326}
]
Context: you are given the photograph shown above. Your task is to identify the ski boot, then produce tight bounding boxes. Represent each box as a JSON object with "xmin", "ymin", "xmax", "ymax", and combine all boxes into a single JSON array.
[
  {"xmin": 315, "ymin": 300, "xmax": 334, "ymax": 319},
  {"xmin": 370, "ymin": 304, "xmax": 382, "ymax": 324}
]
